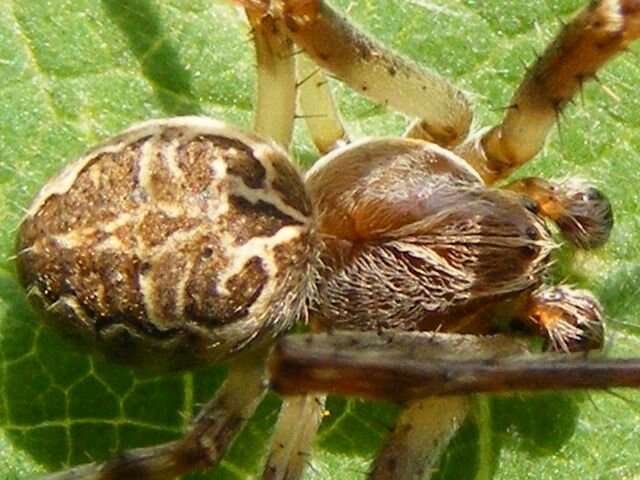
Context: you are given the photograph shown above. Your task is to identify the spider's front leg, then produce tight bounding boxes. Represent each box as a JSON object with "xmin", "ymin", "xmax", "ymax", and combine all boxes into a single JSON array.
[{"xmin": 457, "ymin": 0, "xmax": 640, "ymax": 183}]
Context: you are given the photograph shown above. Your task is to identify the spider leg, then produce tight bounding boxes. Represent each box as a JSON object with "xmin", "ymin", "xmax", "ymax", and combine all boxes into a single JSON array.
[
  {"xmin": 262, "ymin": 394, "xmax": 326, "ymax": 480},
  {"xmin": 247, "ymin": 10, "xmax": 336, "ymax": 480},
  {"xmin": 506, "ymin": 176, "xmax": 614, "ymax": 249},
  {"xmin": 297, "ymin": 54, "xmax": 350, "ymax": 154},
  {"xmin": 240, "ymin": 0, "xmax": 472, "ymax": 148},
  {"xmin": 40, "ymin": 347, "xmax": 269, "ymax": 480},
  {"xmin": 261, "ymin": 314, "xmax": 329, "ymax": 480},
  {"xmin": 369, "ymin": 396, "xmax": 470, "ymax": 480},
  {"xmin": 248, "ymin": 8, "xmax": 297, "ymax": 148},
  {"xmin": 456, "ymin": 0, "xmax": 640, "ymax": 183}
]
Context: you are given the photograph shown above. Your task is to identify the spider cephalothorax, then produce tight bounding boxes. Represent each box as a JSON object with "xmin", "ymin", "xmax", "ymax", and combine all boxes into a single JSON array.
[
  {"xmin": 9, "ymin": 1, "xmax": 640, "ymax": 479},
  {"xmin": 307, "ymin": 138, "xmax": 556, "ymax": 334},
  {"xmin": 306, "ymin": 137, "xmax": 608, "ymax": 352}
]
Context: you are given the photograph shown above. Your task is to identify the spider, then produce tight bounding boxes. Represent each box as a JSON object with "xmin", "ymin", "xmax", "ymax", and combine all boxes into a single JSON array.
[{"xmin": 5, "ymin": 0, "xmax": 640, "ymax": 479}]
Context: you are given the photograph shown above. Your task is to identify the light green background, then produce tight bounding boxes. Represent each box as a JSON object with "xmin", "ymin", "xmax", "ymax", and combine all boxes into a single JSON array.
[{"xmin": 1, "ymin": 1, "xmax": 640, "ymax": 479}]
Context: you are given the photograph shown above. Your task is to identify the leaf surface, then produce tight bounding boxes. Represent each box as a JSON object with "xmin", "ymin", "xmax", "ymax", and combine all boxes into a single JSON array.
[{"xmin": 1, "ymin": 1, "xmax": 640, "ymax": 479}]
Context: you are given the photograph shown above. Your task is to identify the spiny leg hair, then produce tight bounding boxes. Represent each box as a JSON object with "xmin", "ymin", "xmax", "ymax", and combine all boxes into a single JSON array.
[{"xmin": 457, "ymin": 0, "xmax": 640, "ymax": 183}]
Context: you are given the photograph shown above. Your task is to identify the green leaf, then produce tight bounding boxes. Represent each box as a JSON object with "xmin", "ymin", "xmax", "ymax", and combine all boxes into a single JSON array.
[{"xmin": 1, "ymin": 0, "xmax": 640, "ymax": 479}]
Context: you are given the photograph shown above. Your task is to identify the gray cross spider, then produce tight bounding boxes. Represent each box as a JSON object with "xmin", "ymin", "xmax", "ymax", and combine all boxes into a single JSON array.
[{"xmin": 8, "ymin": 0, "xmax": 640, "ymax": 479}]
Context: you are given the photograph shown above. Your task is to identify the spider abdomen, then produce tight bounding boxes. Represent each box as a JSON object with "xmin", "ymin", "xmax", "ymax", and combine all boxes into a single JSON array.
[
  {"xmin": 16, "ymin": 117, "xmax": 316, "ymax": 368},
  {"xmin": 307, "ymin": 139, "xmax": 553, "ymax": 332}
]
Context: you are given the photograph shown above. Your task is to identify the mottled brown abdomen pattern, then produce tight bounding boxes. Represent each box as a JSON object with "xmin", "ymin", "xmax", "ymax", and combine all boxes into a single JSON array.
[{"xmin": 16, "ymin": 118, "xmax": 316, "ymax": 368}]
